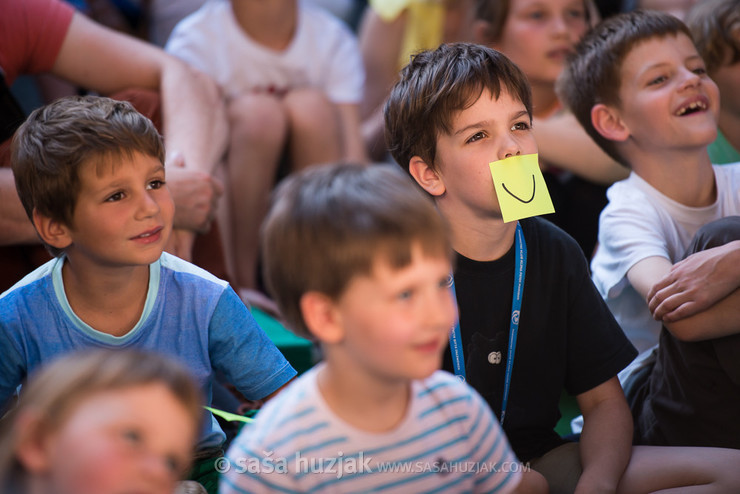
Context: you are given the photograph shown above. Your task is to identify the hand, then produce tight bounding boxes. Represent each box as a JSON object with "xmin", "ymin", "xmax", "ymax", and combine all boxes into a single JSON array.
[
  {"xmin": 648, "ymin": 242, "xmax": 740, "ymax": 322},
  {"xmin": 164, "ymin": 228, "xmax": 196, "ymax": 262},
  {"xmin": 165, "ymin": 152, "xmax": 223, "ymax": 233}
]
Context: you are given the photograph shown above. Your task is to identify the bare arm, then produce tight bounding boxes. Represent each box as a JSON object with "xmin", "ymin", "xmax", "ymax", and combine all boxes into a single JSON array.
[
  {"xmin": 358, "ymin": 8, "xmax": 405, "ymax": 161},
  {"xmin": 575, "ymin": 377, "xmax": 632, "ymax": 494},
  {"xmin": 0, "ymin": 169, "xmax": 38, "ymax": 245},
  {"xmin": 533, "ymin": 113, "xmax": 628, "ymax": 185},
  {"xmin": 629, "ymin": 254, "xmax": 740, "ymax": 341},
  {"xmin": 648, "ymin": 241, "xmax": 740, "ymax": 321}
]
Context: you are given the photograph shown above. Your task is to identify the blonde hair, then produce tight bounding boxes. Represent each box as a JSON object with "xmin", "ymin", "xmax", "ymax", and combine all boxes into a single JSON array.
[{"xmin": 0, "ymin": 349, "xmax": 203, "ymax": 491}]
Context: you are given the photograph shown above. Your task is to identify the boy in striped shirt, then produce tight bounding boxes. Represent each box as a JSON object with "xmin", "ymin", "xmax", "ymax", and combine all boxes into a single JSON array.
[{"xmin": 221, "ymin": 163, "xmax": 545, "ymax": 493}]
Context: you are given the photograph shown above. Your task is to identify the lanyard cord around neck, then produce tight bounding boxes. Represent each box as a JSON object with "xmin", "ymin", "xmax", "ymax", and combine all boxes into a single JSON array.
[{"xmin": 449, "ymin": 222, "xmax": 527, "ymax": 426}]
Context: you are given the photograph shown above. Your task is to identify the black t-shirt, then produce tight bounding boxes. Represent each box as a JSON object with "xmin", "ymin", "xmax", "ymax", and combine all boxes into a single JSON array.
[{"xmin": 443, "ymin": 217, "xmax": 637, "ymax": 462}]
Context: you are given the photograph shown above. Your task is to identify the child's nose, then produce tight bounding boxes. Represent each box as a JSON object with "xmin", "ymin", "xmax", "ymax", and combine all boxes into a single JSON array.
[
  {"xmin": 551, "ymin": 14, "xmax": 569, "ymax": 35},
  {"xmin": 139, "ymin": 454, "xmax": 177, "ymax": 492},
  {"xmin": 499, "ymin": 139, "xmax": 521, "ymax": 161},
  {"xmin": 138, "ymin": 191, "xmax": 161, "ymax": 218},
  {"xmin": 678, "ymin": 68, "xmax": 701, "ymax": 89}
]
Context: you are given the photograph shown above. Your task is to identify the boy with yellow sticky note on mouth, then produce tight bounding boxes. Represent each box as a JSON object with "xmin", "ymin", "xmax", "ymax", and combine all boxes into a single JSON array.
[{"xmin": 384, "ymin": 43, "xmax": 740, "ymax": 493}]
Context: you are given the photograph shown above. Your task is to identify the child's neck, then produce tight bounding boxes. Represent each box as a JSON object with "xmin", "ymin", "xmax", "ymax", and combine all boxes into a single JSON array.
[
  {"xmin": 718, "ymin": 108, "xmax": 740, "ymax": 156},
  {"xmin": 445, "ymin": 211, "xmax": 517, "ymax": 262},
  {"xmin": 231, "ymin": 0, "xmax": 297, "ymax": 51},
  {"xmin": 631, "ymin": 148, "xmax": 717, "ymax": 207},
  {"xmin": 61, "ymin": 255, "xmax": 149, "ymax": 337},
  {"xmin": 317, "ymin": 354, "xmax": 411, "ymax": 433}
]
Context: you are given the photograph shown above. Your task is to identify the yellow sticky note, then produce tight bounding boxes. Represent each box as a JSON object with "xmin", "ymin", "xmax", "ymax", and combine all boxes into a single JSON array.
[{"xmin": 489, "ymin": 153, "xmax": 555, "ymax": 223}]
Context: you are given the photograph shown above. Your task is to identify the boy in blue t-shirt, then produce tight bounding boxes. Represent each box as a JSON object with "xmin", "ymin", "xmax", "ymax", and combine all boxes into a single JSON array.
[{"xmin": 0, "ymin": 95, "xmax": 296, "ymax": 492}]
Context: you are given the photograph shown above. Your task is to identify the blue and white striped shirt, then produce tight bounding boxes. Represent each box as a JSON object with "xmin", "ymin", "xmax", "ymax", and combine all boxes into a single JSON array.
[{"xmin": 222, "ymin": 364, "xmax": 522, "ymax": 493}]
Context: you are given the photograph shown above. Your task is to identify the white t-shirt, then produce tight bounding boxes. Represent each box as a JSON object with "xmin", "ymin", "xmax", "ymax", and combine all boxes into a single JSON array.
[
  {"xmin": 591, "ymin": 164, "xmax": 740, "ymax": 353},
  {"xmin": 165, "ymin": 0, "xmax": 364, "ymax": 103}
]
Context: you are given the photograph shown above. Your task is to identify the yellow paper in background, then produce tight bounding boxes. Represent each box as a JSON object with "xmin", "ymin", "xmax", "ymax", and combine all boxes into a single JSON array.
[{"xmin": 489, "ymin": 153, "xmax": 555, "ymax": 223}]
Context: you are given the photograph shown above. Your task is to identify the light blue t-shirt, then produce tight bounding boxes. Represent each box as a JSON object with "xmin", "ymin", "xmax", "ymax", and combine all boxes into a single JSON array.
[{"xmin": 0, "ymin": 253, "xmax": 297, "ymax": 449}]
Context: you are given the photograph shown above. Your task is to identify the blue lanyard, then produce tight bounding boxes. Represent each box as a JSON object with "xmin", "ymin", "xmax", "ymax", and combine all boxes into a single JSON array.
[{"xmin": 449, "ymin": 222, "xmax": 527, "ymax": 426}]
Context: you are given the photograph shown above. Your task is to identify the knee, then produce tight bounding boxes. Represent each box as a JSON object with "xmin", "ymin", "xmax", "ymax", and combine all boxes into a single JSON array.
[
  {"xmin": 689, "ymin": 216, "xmax": 740, "ymax": 254},
  {"xmin": 227, "ymin": 93, "xmax": 288, "ymax": 144},
  {"xmin": 283, "ymin": 89, "xmax": 338, "ymax": 132}
]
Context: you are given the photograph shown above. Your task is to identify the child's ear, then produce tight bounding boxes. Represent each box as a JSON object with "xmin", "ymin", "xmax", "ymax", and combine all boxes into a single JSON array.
[
  {"xmin": 32, "ymin": 209, "xmax": 72, "ymax": 250},
  {"xmin": 591, "ymin": 103, "xmax": 630, "ymax": 142},
  {"xmin": 14, "ymin": 410, "xmax": 53, "ymax": 474},
  {"xmin": 299, "ymin": 292, "xmax": 344, "ymax": 344},
  {"xmin": 409, "ymin": 157, "xmax": 446, "ymax": 197},
  {"xmin": 472, "ymin": 20, "xmax": 495, "ymax": 45}
]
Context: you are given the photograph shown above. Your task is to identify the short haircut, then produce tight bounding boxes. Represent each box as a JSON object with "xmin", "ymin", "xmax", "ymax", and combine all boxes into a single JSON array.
[
  {"xmin": 0, "ymin": 349, "xmax": 203, "ymax": 489},
  {"xmin": 558, "ymin": 10, "xmax": 692, "ymax": 167},
  {"xmin": 11, "ymin": 95, "xmax": 165, "ymax": 257},
  {"xmin": 261, "ymin": 163, "xmax": 452, "ymax": 340},
  {"xmin": 384, "ymin": 42, "xmax": 532, "ymax": 173},
  {"xmin": 685, "ymin": 0, "xmax": 740, "ymax": 75},
  {"xmin": 474, "ymin": 0, "xmax": 592, "ymax": 41}
]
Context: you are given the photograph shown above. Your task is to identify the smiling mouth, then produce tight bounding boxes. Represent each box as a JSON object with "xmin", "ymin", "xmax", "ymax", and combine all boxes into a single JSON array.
[
  {"xmin": 502, "ymin": 175, "xmax": 536, "ymax": 204},
  {"xmin": 675, "ymin": 100, "xmax": 707, "ymax": 116}
]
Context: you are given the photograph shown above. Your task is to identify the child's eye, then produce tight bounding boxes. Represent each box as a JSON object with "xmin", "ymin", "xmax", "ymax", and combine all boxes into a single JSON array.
[
  {"xmin": 692, "ymin": 67, "xmax": 707, "ymax": 76},
  {"xmin": 647, "ymin": 75, "xmax": 667, "ymax": 86},
  {"xmin": 466, "ymin": 131, "xmax": 486, "ymax": 144},
  {"xmin": 526, "ymin": 10, "xmax": 546, "ymax": 20},
  {"xmin": 512, "ymin": 121, "xmax": 531, "ymax": 131},
  {"xmin": 148, "ymin": 179, "xmax": 166, "ymax": 190},
  {"xmin": 123, "ymin": 429, "xmax": 142, "ymax": 444},
  {"xmin": 438, "ymin": 276, "xmax": 452, "ymax": 290},
  {"xmin": 566, "ymin": 7, "xmax": 586, "ymax": 20},
  {"xmin": 105, "ymin": 192, "xmax": 124, "ymax": 202},
  {"xmin": 164, "ymin": 455, "xmax": 182, "ymax": 474},
  {"xmin": 397, "ymin": 289, "xmax": 414, "ymax": 301}
]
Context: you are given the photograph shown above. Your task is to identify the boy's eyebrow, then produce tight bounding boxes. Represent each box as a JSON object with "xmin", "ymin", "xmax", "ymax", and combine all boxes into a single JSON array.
[
  {"xmin": 453, "ymin": 110, "xmax": 530, "ymax": 136},
  {"xmin": 637, "ymin": 55, "xmax": 705, "ymax": 78}
]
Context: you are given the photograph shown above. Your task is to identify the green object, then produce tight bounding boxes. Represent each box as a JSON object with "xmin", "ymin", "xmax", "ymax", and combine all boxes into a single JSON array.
[
  {"xmin": 708, "ymin": 128, "xmax": 740, "ymax": 165},
  {"xmin": 205, "ymin": 406, "xmax": 254, "ymax": 424},
  {"xmin": 187, "ymin": 451, "xmax": 222, "ymax": 494},
  {"xmin": 250, "ymin": 307, "xmax": 317, "ymax": 374},
  {"xmin": 555, "ymin": 391, "xmax": 580, "ymax": 437}
]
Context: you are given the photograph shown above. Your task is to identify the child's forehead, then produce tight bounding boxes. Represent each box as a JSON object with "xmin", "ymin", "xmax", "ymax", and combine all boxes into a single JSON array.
[
  {"xmin": 79, "ymin": 151, "xmax": 163, "ymax": 178},
  {"xmin": 448, "ymin": 88, "xmax": 529, "ymax": 130},
  {"xmin": 621, "ymin": 33, "xmax": 698, "ymax": 74}
]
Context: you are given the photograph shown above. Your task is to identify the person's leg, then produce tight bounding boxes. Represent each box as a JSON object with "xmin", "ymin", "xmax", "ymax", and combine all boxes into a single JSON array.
[
  {"xmin": 283, "ymin": 88, "xmax": 343, "ymax": 171},
  {"xmin": 617, "ymin": 445, "xmax": 740, "ymax": 493},
  {"xmin": 221, "ymin": 92, "xmax": 287, "ymax": 290},
  {"xmin": 686, "ymin": 216, "xmax": 740, "ymax": 254},
  {"xmin": 529, "ymin": 441, "xmax": 581, "ymax": 494}
]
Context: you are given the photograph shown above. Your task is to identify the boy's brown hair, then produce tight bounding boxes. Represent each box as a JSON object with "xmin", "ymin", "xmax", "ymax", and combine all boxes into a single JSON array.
[
  {"xmin": 685, "ymin": 0, "xmax": 740, "ymax": 75},
  {"xmin": 261, "ymin": 163, "xmax": 452, "ymax": 340},
  {"xmin": 558, "ymin": 10, "xmax": 692, "ymax": 167},
  {"xmin": 384, "ymin": 42, "xmax": 532, "ymax": 173},
  {"xmin": 11, "ymin": 95, "xmax": 165, "ymax": 257}
]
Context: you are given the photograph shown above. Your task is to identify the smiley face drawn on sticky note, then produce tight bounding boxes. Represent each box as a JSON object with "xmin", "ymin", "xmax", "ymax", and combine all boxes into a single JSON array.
[{"xmin": 489, "ymin": 153, "xmax": 555, "ymax": 223}]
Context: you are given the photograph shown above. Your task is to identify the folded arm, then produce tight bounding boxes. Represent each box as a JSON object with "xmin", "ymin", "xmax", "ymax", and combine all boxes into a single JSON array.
[
  {"xmin": 648, "ymin": 241, "xmax": 740, "ymax": 322},
  {"xmin": 630, "ymin": 254, "xmax": 740, "ymax": 341}
]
